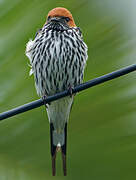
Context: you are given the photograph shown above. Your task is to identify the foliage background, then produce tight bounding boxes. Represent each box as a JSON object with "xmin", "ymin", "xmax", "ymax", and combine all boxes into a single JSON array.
[{"xmin": 0, "ymin": 0, "xmax": 136, "ymax": 179}]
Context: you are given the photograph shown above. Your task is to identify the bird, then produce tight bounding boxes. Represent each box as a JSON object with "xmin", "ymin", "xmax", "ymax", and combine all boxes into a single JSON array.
[{"xmin": 25, "ymin": 7, "xmax": 88, "ymax": 176}]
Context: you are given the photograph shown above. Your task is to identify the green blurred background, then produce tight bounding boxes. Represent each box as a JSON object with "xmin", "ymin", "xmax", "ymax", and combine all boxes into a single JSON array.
[{"xmin": 0, "ymin": 0, "xmax": 136, "ymax": 179}]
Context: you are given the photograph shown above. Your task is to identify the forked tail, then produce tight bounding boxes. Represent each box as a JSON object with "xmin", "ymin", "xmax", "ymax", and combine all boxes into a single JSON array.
[{"xmin": 50, "ymin": 123, "xmax": 67, "ymax": 176}]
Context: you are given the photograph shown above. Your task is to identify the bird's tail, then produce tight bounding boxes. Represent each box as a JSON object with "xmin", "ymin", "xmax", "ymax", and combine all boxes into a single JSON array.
[
  {"xmin": 50, "ymin": 122, "xmax": 67, "ymax": 176},
  {"xmin": 46, "ymin": 97, "xmax": 73, "ymax": 175}
]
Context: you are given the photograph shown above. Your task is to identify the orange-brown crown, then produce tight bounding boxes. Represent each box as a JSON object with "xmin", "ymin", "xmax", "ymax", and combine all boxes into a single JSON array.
[{"xmin": 47, "ymin": 7, "xmax": 76, "ymax": 27}]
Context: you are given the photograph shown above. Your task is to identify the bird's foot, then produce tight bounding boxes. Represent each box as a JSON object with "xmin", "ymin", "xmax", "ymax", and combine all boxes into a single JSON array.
[
  {"xmin": 42, "ymin": 95, "xmax": 51, "ymax": 108},
  {"xmin": 67, "ymin": 86, "xmax": 74, "ymax": 98}
]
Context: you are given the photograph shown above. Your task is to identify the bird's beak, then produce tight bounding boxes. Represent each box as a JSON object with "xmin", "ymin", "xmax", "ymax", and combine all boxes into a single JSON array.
[
  {"xmin": 47, "ymin": 17, "xmax": 61, "ymax": 24},
  {"xmin": 48, "ymin": 17, "xmax": 69, "ymax": 27},
  {"xmin": 50, "ymin": 17, "xmax": 60, "ymax": 23}
]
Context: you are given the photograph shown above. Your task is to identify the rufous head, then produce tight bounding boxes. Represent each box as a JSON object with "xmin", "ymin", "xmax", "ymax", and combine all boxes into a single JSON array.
[{"xmin": 46, "ymin": 7, "xmax": 76, "ymax": 27}]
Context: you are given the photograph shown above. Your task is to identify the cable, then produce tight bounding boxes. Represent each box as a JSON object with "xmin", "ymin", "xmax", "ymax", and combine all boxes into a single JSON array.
[{"xmin": 0, "ymin": 64, "xmax": 136, "ymax": 121}]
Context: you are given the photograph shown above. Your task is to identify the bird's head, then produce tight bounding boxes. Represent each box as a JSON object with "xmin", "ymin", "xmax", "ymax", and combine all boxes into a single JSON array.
[{"xmin": 45, "ymin": 7, "xmax": 76, "ymax": 31}]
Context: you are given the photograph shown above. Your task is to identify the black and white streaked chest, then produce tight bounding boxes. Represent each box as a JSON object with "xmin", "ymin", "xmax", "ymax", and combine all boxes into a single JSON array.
[{"xmin": 27, "ymin": 28, "xmax": 88, "ymax": 96}]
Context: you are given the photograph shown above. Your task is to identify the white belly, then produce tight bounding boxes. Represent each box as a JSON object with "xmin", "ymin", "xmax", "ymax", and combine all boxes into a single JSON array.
[{"xmin": 46, "ymin": 96, "xmax": 73, "ymax": 132}]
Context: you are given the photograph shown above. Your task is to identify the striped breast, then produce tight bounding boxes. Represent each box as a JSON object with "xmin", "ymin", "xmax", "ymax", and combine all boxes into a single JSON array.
[{"xmin": 26, "ymin": 27, "xmax": 88, "ymax": 97}]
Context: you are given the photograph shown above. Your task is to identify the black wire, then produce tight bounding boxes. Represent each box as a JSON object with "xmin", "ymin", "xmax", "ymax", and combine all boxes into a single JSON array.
[{"xmin": 0, "ymin": 64, "xmax": 136, "ymax": 121}]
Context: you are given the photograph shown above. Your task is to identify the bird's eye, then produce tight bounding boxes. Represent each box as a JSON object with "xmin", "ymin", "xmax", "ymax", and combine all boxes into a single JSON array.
[
  {"xmin": 47, "ymin": 16, "xmax": 51, "ymax": 21},
  {"xmin": 65, "ymin": 17, "xmax": 70, "ymax": 22}
]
